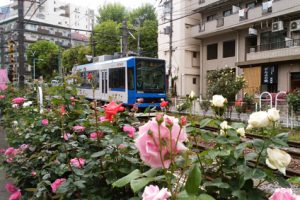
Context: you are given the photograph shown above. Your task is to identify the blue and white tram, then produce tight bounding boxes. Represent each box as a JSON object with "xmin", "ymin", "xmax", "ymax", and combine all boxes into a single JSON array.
[{"xmin": 74, "ymin": 57, "xmax": 167, "ymax": 108}]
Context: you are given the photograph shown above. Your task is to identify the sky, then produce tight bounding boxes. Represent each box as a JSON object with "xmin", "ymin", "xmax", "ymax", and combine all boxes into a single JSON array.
[{"xmin": 0, "ymin": 0, "xmax": 156, "ymax": 11}]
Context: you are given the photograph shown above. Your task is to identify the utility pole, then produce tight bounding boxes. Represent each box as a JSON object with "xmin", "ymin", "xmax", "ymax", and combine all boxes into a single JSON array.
[
  {"xmin": 137, "ymin": 18, "xmax": 142, "ymax": 56},
  {"xmin": 91, "ymin": 18, "xmax": 96, "ymax": 58},
  {"xmin": 0, "ymin": 28, "xmax": 4, "ymax": 69},
  {"xmin": 17, "ymin": 0, "xmax": 25, "ymax": 87},
  {"xmin": 168, "ymin": 0, "xmax": 173, "ymax": 95},
  {"xmin": 120, "ymin": 20, "xmax": 128, "ymax": 57}
]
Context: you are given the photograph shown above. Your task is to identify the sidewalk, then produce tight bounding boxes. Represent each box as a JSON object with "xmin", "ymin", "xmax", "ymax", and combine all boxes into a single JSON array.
[{"xmin": 0, "ymin": 127, "xmax": 9, "ymax": 200}]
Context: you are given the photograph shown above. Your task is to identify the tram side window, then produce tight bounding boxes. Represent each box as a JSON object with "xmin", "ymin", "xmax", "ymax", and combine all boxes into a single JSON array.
[
  {"xmin": 109, "ymin": 67, "xmax": 125, "ymax": 90},
  {"xmin": 128, "ymin": 68, "xmax": 134, "ymax": 90},
  {"xmin": 80, "ymin": 70, "xmax": 99, "ymax": 89}
]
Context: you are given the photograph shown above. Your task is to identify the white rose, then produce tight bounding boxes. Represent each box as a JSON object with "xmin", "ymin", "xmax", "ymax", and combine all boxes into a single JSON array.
[
  {"xmin": 23, "ymin": 101, "xmax": 33, "ymax": 108},
  {"xmin": 220, "ymin": 121, "xmax": 231, "ymax": 130},
  {"xmin": 248, "ymin": 111, "xmax": 270, "ymax": 128},
  {"xmin": 267, "ymin": 108, "xmax": 280, "ymax": 122},
  {"xmin": 189, "ymin": 91, "xmax": 195, "ymax": 99},
  {"xmin": 220, "ymin": 129, "xmax": 226, "ymax": 136},
  {"xmin": 12, "ymin": 104, "xmax": 18, "ymax": 108},
  {"xmin": 236, "ymin": 128, "xmax": 245, "ymax": 137},
  {"xmin": 211, "ymin": 95, "xmax": 227, "ymax": 107},
  {"xmin": 266, "ymin": 148, "xmax": 291, "ymax": 175}
]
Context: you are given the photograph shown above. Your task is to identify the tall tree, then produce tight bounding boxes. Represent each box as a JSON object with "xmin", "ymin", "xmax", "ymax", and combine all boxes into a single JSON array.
[
  {"xmin": 128, "ymin": 4, "xmax": 157, "ymax": 25},
  {"xmin": 93, "ymin": 20, "xmax": 120, "ymax": 56},
  {"xmin": 97, "ymin": 3, "xmax": 127, "ymax": 24},
  {"xmin": 26, "ymin": 40, "xmax": 59, "ymax": 80},
  {"xmin": 62, "ymin": 46, "xmax": 91, "ymax": 72},
  {"xmin": 139, "ymin": 20, "xmax": 158, "ymax": 58}
]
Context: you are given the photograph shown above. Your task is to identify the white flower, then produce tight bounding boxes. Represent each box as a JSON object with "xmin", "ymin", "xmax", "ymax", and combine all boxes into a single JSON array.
[
  {"xmin": 12, "ymin": 104, "xmax": 18, "ymax": 108},
  {"xmin": 236, "ymin": 127, "xmax": 245, "ymax": 137},
  {"xmin": 267, "ymin": 108, "xmax": 280, "ymax": 122},
  {"xmin": 248, "ymin": 111, "xmax": 270, "ymax": 128},
  {"xmin": 246, "ymin": 124, "xmax": 253, "ymax": 130},
  {"xmin": 220, "ymin": 121, "xmax": 231, "ymax": 130},
  {"xmin": 13, "ymin": 121, "xmax": 18, "ymax": 126},
  {"xmin": 22, "ymin": 101, "xmax": 33, "ymax": 108},
  {"xmin": 266, "ymin": 148, "xmax": 291, "ymax": 175},
  {"xmin": 211, "ymin": 95, "xmax": 227, "ymax": 107},
  {"xmin": 220, "ymin": 129, "xmax": 226, "ymax": 136},
  {"xmin": 189, "ymin": 91, "xmax": 195, "ymax": 99}
]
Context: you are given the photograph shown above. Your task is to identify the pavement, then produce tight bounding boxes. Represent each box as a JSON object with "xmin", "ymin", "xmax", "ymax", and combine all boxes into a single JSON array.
[{"xmin": 0, "ymin": 127, "xmax": 9, "ymax": 200}]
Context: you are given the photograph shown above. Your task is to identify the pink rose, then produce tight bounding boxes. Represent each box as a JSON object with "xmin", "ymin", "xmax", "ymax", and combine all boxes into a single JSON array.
[
  {"xmin": 135, "ymin": 114, "xmax": 187, "ymax": 168},
  {"xmin": 269, "ymin": 188, "xmax": 299, "ymax": 200},
  {"xmin": 70, "ymin": 158, "xmax": 85, "ymax": 168},
  {"xmin": 0, "ymin": 95, "xmax": 5, "ymax": 99},
  {"xmin": 12, "ymin": 97, "xmax": 25, "ymax": 105},
  {"xmin": 9, "ymin": 190, "xmax": 21, "ymax": 200},
  {"xmin": 31, "ymin": 171, "xmax": 37, "ymax": 176},
  {"xmin": 51, "ymin": 178, "xmax": 66, "ymax": 193},
  {"xmin": 90, "ymin": 132, "xmax": 103, "ymax": 139},
  {"xmin": 5, "ymin": 183, "xmax": 17, "ymax": 193},
  {"xmin": 63, "ymin": 133, "xmax": 71, "ymax": 141},
  {"xmin": 5, "ymin": 147, "xmax": 16, "ymax": 156},
  {"xmin": 142, "ymin": 185, "xmax": 171, "ymax": 200},
  {"xmin": 180, "ymin": 116, "xmax": 187, "ymax": 126},
  {"xmin": 123, "ymin": 125, "xmax": 136, "ymax": 138},
  {"xmin": 73, "ymin": 125, "xmax": 85, "ymax": 133},
  {"xmin": 99, "ymin": 116, "xmax": 109, "ymax": 122},
  {"xmin": 118, "ymin": 144, "xmax": 126, "ymax": 149},
  {"xmin": 41, "ymin": 119, "xmax": 49, "ymax": 125}
]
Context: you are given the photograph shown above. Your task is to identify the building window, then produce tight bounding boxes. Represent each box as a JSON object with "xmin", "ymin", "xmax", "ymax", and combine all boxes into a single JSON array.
[
  {"xmin": 223, "ymin": 40, "xmax": 236, "ymax": 58},
  {"xmin": 193, "ymin": 78, "xmax": 197, "ymax": 84},
  {"xmin": 223, "ymin": 9, "xmax": 232, "ymax": 17},
  {"xmin": 193, "ymin": 51, "xmax": 198, "ymax": 58},
  {"xmin": 206, "ymin": 14, "xmax": 217, "ymax": 22},
  {"xmin": 246, "ymin": 2, "xmax": 256, "ymax": 9},
  {"xmin": 207, "ymin": 43, "xmax": 218, "ymax": 60}
]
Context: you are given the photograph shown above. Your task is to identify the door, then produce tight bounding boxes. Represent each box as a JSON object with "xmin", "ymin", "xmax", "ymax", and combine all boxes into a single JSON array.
[
  {"xmin": 243, "ymin": 66, "xmax": 261, "ymax": 95},
  {"xmin": 101, "ymin": 70, "xmax": 107, "ymax": 94}
]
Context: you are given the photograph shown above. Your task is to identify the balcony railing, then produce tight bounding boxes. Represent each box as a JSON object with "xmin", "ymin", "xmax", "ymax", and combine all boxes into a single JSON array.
[{"xmin": 248, "ymin": 39, "xmax": 300, "ymax": 53}]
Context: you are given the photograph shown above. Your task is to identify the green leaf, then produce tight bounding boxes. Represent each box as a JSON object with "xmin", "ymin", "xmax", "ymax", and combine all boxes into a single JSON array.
[
  {"xmin": 112, "ymin": 169, "xmax": 142, "ymax": 188},
  {"xmin": 25, "ymin": 188, "xmax": 37, "ymax": 192},
  {"xmin": 204, "ymin": 178, "xmax": 230, "ymax": 188},
  {"xmin": 244, "ymin": 169, "xmax": 266, "ymax": 180},
  {"xmin": 185, "ymin": 164, "xmax": 202, "ymax": 195},
  {"xmin": 142, "ymin": 168, "xmax": 159, "ymax": 177},
  {"xmin": 232, "ymin": 190, "xmax": 247, "ymax": 200},
  {"xmin": 130, "ymin": 177, "xmax": 155, "ymax": 193},
  {"xmin": 91, "ymin": 151, "xmax": 106, "ymax": 158},
  {"xmin": 74, "ymin": 180, "xmax": 86, "ymax": 189},
  {"xmin": 288, "ymin": 177, "xmax": 300, "ymax": 184},
  {"xmin": 199, "ymin": 118, "xmax": 213, "ymax": 128},
  {"xmin": 198, "ymin": 194, "xmax": 215, "ymax": 200}
]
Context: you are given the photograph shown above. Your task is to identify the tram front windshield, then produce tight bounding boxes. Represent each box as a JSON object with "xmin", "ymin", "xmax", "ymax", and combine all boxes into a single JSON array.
[{"xmin": 136, "ymin": 59, "xmax": 165, "ymax": 93}]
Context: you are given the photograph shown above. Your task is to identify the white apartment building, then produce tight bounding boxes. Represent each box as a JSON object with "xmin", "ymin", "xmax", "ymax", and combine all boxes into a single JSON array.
[{"xmin": 158, "ymin": 0, "xmax": 300, "ymax": 98}]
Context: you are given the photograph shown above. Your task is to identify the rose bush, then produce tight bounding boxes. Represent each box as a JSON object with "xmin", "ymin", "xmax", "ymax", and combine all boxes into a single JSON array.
[{"xmin": 0, "ymin": 78, "xmax": 298, "ymax": 200}]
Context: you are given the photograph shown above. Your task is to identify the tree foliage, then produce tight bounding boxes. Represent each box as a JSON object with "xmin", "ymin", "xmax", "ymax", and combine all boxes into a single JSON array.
[
  {"xmin": 207, "ymin": 68, "xmax": 246, "ymax": 102},
  {"xmin": 128, "ymin": 4, "xmax": 157, "ymax": 25},
  {"xmin": 62, "ymin": 46, "xmax": 91, "ymax": 72},
  {"xmin": 94, "ymin": 4, "xmax": 158, "ymax": 58},
  {"xmin": 139, "ymin": 20, "xmax": 158, "ymax": 58},
  {"xmin": 93, "ymin": 20, "xmax": 120, "ymax": 56},
  {"xmin": 26, "ymin": 40, "xmax": 59, "ymax": 80},
  {"xmin": 97, "ymin": 3, "xmax": 127, "ymax": 24}
]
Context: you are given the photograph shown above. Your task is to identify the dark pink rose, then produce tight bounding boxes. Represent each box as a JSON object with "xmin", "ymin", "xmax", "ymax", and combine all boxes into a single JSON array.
[{"xmin": 51, "ymin": 178, "xmax": 66, "ymax": 193}]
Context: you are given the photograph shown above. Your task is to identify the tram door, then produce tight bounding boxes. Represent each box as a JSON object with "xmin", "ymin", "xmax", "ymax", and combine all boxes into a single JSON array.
[{"xmin": 101, "ymin": 70, "xmax": 107, "ymax": 94}]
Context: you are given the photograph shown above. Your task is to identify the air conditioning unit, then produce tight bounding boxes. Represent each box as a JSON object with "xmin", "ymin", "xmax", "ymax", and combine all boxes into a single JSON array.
[
  {"xmin": 272, "ymin": 21, "xmax": 284, "ymax": 32},
  {"xmin": 248, "ymin": 28, "xmax": 257, "ymax": 36},
  {"xmin": 290, "ymin": 20, "xmax": 300, "ymax": 32}
]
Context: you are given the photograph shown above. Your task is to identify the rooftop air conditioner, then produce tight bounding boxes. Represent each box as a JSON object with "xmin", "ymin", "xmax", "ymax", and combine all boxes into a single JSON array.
[
  {"xmin": 290, "ymin": 20, "xmax": 300, "ymax": 32},
  {"xmin": 248, "ymin": 28, "xmax": 257, "ymax": 36},
  {"xmin": 272, "ymin": 21, "xmax": 284, "ymax": 32}
]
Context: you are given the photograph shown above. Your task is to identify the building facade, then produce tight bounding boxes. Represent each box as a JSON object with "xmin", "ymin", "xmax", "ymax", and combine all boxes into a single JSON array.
[
  {"xmin": 0, "ymin": 0, "xmax": 94, "ymax": 80},
  {"xmin": 158, "ymin": 0, "xmax": 300, "ymax": 98}
]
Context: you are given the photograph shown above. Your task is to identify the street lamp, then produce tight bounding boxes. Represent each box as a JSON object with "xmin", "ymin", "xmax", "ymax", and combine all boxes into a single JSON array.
[{"xmin": 33, "ymin": 58, "xmax": 43, "ymax": 80}]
